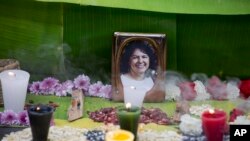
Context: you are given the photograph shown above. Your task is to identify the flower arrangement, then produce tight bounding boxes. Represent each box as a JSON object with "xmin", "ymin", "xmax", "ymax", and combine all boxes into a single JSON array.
[
  {"xmin": 178, "ymin": 82, "xmax": 197, "ymax": 101},
  {"xmin": 231, "ymin": 115, "xmax": 250, "ymax": 125},
  {"xmin": 0, "ymin": 109, "xmax": 55, "ymax": 127},
  {"xmin": 2, "ymin": 126, "xmax": 183, "ymax": 141},
  {"xmin": 179, "ymin": 114, "xmax": 202, "ymax": 136},
  {"xmin": 28, "ymin": 71, "xmax": 248, "ymax": 101},
  {"xmin": 165, "ymin": 74, "xmax": 241, "ymax": 101},
  {"xmin": 189, "ymin": 104, "xmax": 214, "ymax": 117},
  {"xmin": 29, "ymin": 74, "xmax": 112, "ymax": 99},
  {"xmin": 0, "ymin": 110, "xmax": 29, "ymax": 126}
]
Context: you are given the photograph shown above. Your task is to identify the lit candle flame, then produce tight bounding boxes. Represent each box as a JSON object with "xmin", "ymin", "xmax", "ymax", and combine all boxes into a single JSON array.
[
  {"xmin": 8, "ymin": 72, "xmax": 16, "ymax": 77},
  {"xmin": 126, "ymin": 103, "xmax": 131, "ymax": 109},
  {"xmin": 208, "ymin": 109, "xmax": 215, "ymax": 114},
  {"xmin": 36, "ymin": 106, "xmax": 40, "ymax": 111}
]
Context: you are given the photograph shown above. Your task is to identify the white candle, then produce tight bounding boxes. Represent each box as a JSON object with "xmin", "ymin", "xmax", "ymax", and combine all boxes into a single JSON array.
[
  {"xmin": 124, "ymin": 86, "xmax": 145, "ymax": 108},
  {"xmin": 0, "ymin": 69, "xmax": 30, "ymax": 112}
]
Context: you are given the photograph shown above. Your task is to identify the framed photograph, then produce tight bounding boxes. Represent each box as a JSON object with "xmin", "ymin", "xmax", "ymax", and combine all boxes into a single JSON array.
[{"xmin": 112, "ymin": 32, "xmax": 166, "ymax": 103}]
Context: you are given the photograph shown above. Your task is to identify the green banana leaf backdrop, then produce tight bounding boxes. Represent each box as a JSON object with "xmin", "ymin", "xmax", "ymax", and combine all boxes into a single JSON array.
[{"xmin": 1, "ymin": 0, "xmax": 250, "ymax": 82}]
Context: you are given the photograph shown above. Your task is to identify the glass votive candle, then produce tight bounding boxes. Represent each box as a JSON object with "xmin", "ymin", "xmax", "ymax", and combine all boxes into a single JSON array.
[
  {"xmin": 202, "ymin": 109, "xmax": 227, "ymax": 141},
  {"xmin": 116, "ymin": 103, "xmax": 141, "ymax": 141},
  {"xmin": 28, "ymin": 104, "xmax": 54, "ymax": 141}
]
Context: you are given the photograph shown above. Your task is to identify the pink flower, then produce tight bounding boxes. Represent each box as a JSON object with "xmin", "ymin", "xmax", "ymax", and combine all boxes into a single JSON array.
[
  {"xmin": 1, "ymin": 110, "xmax": 18, "ymax": 125},
  {"xmin": 40, "ymin": 77, "xmax": 59, "ymax": 94},
  {"xmin": 29, "ymin": 81, "xmax": 41, "ymax": 94},
  {"xmin": 88, "ymin": 81, "xmax": 103, "ymax": 96},
  {"xmin": 99, "ymin": 85, "xmax": 112, "ymax": 99},
  {"xmin": 74, "ymin": 74, "xmax": 90, "ymax": 91},
  {"xmin": 55, "ymin": 84, "xmax": 65, "ymax": 96},
  {"xmin": 17, "ymin": 110, "xmax": 29, "ymax": 125},
  {"xmin": 178, "ymin": 82, "xmax": 197, "ymax": 101},
  {"xmin": 55, "ymin": 80, "xmax": 74, "ymax": 96},
  {"xmin": 206, "ymin": 76, "xmax": 227, "ymax": 100},
  {"xmin": 62, "ymin": 80, "xmax": 74, "ymax": 93},
  {"xmin": 27, "ymin": 73, "xmax": 113, "ymax": 99}
]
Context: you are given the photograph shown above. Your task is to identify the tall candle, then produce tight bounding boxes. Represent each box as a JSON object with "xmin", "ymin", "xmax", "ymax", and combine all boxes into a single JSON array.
[
  {"xmin": 0, "ymin": 69, "xmax": 30, "ymax": 112},
  {"xmin": 202, "ymin": 109, "xmax": 227, "ymax": 141},
  {"xmin": 28, "ymin": 104, "xmax": 54, "ymax": 141},
  {"xmin": 117, "ymin": 103, "xmax": 141, "ymax": 141},
  {"xmin": 124, "ymin": 86, "xmax": 145, "ymax": 108}
]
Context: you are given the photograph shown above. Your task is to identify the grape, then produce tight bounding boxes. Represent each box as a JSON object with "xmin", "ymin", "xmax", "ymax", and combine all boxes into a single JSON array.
[{"xmin": 84, "ymin": 130, "xmax": 105, "ymax": 141}]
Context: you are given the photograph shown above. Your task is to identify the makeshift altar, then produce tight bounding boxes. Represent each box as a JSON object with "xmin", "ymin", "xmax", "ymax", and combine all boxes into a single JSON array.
[
  {"xmin": 1, "ymin": 72, "xmax": 250, "ymax": 141},
  {"xmin": 1, "ymin": 1, "xmax": 250, "ymax": 140}
]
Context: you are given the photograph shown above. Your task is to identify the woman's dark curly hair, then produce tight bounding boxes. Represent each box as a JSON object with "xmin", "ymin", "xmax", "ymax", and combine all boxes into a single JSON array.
[{"xmin": 120, "ymin": 40, "xmax": 157, "ymax": 74}]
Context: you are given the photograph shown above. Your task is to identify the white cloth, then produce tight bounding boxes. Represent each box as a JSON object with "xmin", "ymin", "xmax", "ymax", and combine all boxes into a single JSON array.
[{"xmin": 121, "ymin": 74, "xmax": 154, "ymax": 107}]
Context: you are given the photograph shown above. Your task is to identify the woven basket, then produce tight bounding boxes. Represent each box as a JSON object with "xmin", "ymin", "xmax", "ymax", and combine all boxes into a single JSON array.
[{"xmin": 0, "ymin": 59, "xmax": 20, "ymax": 107}]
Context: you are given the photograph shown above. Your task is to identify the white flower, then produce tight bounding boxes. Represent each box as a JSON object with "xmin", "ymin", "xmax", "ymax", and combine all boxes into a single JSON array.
[
  {"xmin": 194, "ymin": 80, "xmax": 210, "ymax": 101},
  {"xmin": 2, "ymin": 126, "xmax": 88, "ymax": 141},
  {"xmin": 190, "ymin": 104, "xmax": 213, "ymax": 117},
  {"xmin": 226, "ymin": 82, "xmax": 240, "ymax": 100},
  {"xmin": 179, "ymin": 114, "xmax": 202, "ymax": 136},
  {"xmin": 165, "ymin": 83, "xmax": 181, "ymax": 101},
  {"xmin": 138, "ymin": 130, "xmax": 182, "ymax": 141},
  {"xmin": 231, "ymin": 116, "xmax": 250, "ymax": 125}
]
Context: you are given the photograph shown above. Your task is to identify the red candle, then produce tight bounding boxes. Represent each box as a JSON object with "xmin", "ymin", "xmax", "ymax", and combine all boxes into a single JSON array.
[{"xmin": 202, "ymin": 109, "xmax": 226, "ymax": 141}]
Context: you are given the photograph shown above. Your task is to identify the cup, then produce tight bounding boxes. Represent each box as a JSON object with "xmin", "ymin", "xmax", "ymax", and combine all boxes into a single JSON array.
[{"xmin": 28, "ymin": 104, "xmax": 54, "ymax": 141}]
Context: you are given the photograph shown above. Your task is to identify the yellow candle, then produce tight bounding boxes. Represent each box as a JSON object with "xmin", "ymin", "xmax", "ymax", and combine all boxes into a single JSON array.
[{"xmin": 105, "ymin": 129, "xmax": 134, "ymax": 141}]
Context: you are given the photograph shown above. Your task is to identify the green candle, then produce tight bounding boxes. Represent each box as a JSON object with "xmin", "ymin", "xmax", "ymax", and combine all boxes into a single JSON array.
[{"xmin": 117, "ymin": 103, "xmax": 141, "ymax": 141}]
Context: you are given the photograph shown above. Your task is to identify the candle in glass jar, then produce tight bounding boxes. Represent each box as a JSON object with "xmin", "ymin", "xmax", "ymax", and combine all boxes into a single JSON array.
[
  {"xmin": 0, "ymin": 69, "xmax": 30, "ymax": 112},
  {"xmin": 202, "ymin": 109, "xmax": 227, "ymax": 141},
  {"xmin": 117, "ymin": 103, "xmax": 141, "ymax": 141},
  {"xmin": 28, "ymin": 104, "xmax": 54, "ymax": 141}
]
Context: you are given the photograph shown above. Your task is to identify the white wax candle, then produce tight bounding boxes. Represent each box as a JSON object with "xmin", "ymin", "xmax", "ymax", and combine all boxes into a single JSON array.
[
  {"xmin": 124, "ymin": 86, "xmax": 145, "ymax": 108},
  {"xmin": 0, "ymin": 70, "xmax": 30, "ymax": 112}
]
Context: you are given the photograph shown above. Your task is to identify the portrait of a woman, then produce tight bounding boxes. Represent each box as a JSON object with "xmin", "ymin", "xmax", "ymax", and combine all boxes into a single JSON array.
[
  {"xmin": 112, "ymin": 32, "xmax": 166, "ymax": 103},
  {"xmin": 120, "ymin": 40, "xmax": 157, "ymax": 97}
]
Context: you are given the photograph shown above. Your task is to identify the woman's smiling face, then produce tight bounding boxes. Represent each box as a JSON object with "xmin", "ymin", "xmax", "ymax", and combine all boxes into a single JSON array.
[{"xmin": 129, "ymin": 48, "xmax": 150, "ymax": 76}]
